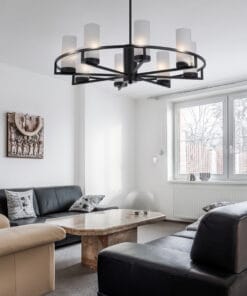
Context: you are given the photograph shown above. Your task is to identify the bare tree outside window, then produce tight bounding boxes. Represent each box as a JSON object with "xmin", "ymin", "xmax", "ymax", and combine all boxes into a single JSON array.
[
  {"xmin": 179, "ymin": 102, "xmax": 224, "ymax": 175},
  {"xmin": 234, "ymin": 98, "xmax": 247, "ymax": 174}
]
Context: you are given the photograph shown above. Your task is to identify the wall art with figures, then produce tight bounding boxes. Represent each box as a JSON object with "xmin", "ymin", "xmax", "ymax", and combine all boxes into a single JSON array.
[{"xmin": 7, "ymin": 112, "xmax": 44, "ymax": 159}]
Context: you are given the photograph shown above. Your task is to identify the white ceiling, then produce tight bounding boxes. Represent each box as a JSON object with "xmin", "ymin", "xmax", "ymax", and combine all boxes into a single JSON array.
[{"xmin": 0, "ymin": 0, "xmax": 247, "ymax": 99}]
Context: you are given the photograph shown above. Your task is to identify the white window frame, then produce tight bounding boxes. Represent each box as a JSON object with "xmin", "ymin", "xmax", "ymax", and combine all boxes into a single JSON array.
[
  {"xmin": 173, "ymin": 96, "xmax": 228, "ymax": 181},
  {"xmin": 228, "ymin": 92, "xmax": 247, "ymax": 180}
]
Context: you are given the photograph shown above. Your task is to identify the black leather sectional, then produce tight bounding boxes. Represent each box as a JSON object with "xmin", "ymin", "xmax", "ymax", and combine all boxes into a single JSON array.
[
  {"xmin": 0, "ymin": 185, "xmax": 117, "ymax": 247},
  {"xmin": 98, "ymin": 202, "xmax": 247, "ymax": 296}
]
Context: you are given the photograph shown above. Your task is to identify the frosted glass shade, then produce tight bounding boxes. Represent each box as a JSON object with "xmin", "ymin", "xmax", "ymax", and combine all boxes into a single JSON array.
[
  {"xmin": 184, "ymin": 41, "xmax": 198, "ymax": 77},
  {"xmin": 134, "ymin": 20, "xmax": 150, "ymax": 57},
  {"xmin": 176, "ymin": 28, "xmax": 192, "ymax": 67},
  {"xmin": 84, "ymin": 23, "xmax": 100, "ymax": 61},
  {"xmin": 115, "ymin": 53, "xmax": 124, "ymax": 72},
  {"xmin": 61, "ymin": 35, "xmax": 77, "ymax": 69},
  {"xmin": 157, "ymin": 51, "xmax": 170, "ymax": 72}
]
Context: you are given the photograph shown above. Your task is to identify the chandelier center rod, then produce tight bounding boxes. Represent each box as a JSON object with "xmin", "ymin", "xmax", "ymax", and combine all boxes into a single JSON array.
[{"xmin": 129, "ymin": 0, "xmax": 132, "ymax": 44}]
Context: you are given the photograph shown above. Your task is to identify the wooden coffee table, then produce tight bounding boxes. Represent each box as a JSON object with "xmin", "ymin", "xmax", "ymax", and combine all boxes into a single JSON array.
[{"xmin": 46, "ymin": 209, "xmax": 166, "ymax": 270}]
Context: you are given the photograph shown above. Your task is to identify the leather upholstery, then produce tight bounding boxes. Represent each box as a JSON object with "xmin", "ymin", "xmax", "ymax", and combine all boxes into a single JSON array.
[
  {"xmin": 191, "ymin": 202, "xmax": 247, "ymax": 273},
  {"xmin": 0, "ymin": 185, "xmax": 117, "ymax": 248},
  {"xmin": 35, "ymin": 186, "xmax": 82, "ymax": 215},
  {"xmin": 98, "ymin": 203, "xmax": 247, "ymax": 296},
  {"xmin": 0, "ymin": 215, "xmax": 65, "ymax": 296},
  {"xmin": 0, "ymin": 214, "xmax": 10, "ymax": 229},
  {"xmin": 98, "ymin": 242, "xmax": 238, "ymax": 296}
]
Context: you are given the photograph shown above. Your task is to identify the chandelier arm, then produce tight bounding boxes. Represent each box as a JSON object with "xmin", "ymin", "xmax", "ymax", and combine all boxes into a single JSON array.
[
  {"xmin": 140, "ymin": 74, "xmax": 204, "ymax": 80},
  {"xmin": 72, "ymin": 76, "xmax": 119, "ymax": 85},
  {"xmin": 139, "ymin": 77, "xmax": 171, "ymax": 88},
  {"xmin": 74, "ymin": 73, "xmax": 121, "ymax": 77},
  {"xmin": 85, "ymin": 63, "xmax": 126, "ymax": 75}
]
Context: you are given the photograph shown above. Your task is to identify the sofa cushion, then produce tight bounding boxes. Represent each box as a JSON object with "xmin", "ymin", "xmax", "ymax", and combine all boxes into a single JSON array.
[
  {"xmin": 45, "ymin": 211, "xmax": 81, "ymax": 219},
  {"xmin": 147, "ymin": 235, "xmax": 193, "ymax": 254},
  {"xmin": 172, "ymin": 230, "xmax": 196, "ymax": 240},
  {"xmin": 5, "ymin": 190, "xmax": 37, "ymax": 220},
  {"xmin": 35, "ymin": 186, "xmax": 82, "ymax": 216},
  {"xmin": 0, "ymin": 188, "xmax": 40, "ymax": 216},
  {"xmin": 10, "ymin": 217, "xmax": 47, "ymax": 227},
  {"xmin": 191, "ymin": 202, "xmax": 247, "ymax": 273},
  {"xmin": 69, "ymin": 195, "xmax": 105, "ymax": 212}
]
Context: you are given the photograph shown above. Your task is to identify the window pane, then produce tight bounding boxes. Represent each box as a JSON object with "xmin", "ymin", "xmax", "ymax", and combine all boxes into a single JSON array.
[
  {"xmin": 179, "ymin": 101, "xmax": 224, "ymax": 175},
  {"xmin": 234, "ymin": 97, "xmax": 247, "ymax": 174}
]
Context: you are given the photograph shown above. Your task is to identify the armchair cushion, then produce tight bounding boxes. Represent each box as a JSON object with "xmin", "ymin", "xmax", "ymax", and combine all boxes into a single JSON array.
[
  {"xmin": 0, "ymin": 214, "xmax": 10, "ymax": 229},
  {"xmin": 0, "ymin": 223, "xmax": 65, "ymax": 257}
]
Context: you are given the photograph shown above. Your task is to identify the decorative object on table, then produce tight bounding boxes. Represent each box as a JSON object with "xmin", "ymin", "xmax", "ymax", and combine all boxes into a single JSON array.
[
  {"xmin": 7, "ymin": 112, "xmax": 44, "ymax": 159},
  {"xmin": 189, "ymin": 173, "xmax": 196, "ymax": 181},
  {"xmin": 69, "ymin": 195, "xmax": 105, "ymax": 213},
  {"xmin": 203, "ymin": 201, "xmax": 234, "ymax": 212},
  {"xmin": 199, "ymin": 172, "xmax": 211, "ymax": 181},
  {"xmin": 54, "ymin": 0, "xmax": 206, "ymax": 89},
  {"xmin": 143, "ymin": 210, "xmax": 148, "ymax": 216},
  {"xmin": 5, "ymin": 189, "xmax": 37, "ymax": 220}
]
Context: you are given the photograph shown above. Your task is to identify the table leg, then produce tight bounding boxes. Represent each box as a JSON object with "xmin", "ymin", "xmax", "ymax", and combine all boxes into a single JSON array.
[{"xmin": 81, "ymin": 228, "xmax": 137, "ymax": 271}]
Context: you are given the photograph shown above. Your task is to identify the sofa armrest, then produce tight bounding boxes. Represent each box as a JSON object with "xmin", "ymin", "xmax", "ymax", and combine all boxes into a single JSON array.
[
  {"xmin": 0, "ymin": 214, "xmax": 10, "ymax": 229},
  {"xmin": 98, "ymin": 243, "xmax": 235, "ymax": 296},
  {"xmin": 0, "ymin": 223, "xmax": 65, "ymax": 257}
]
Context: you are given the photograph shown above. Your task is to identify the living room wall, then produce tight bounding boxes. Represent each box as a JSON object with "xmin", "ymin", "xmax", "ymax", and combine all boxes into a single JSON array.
[
  {"xmin": 0, "ymin": 62, "xmax": 80, "ymax": 188},
  {"xmin": 135, "ymin": 90, "xmax": 247, "ymax": 220},
  {"xmin": 84, "ymin": 85, "xmax": 136, "ymax": 207}
]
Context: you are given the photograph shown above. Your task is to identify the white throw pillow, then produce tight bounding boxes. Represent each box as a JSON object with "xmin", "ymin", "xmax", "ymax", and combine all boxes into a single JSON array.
[
  {"xmin": 5, "ymin": 189, "xmax": 37, "ymax": 220},
  {"xmin": 69, "ymin": 195, "xmax": 105, "ymax": 213}
]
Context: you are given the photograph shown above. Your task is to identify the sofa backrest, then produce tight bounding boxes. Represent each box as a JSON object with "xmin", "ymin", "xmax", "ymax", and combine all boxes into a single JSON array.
[
  {"xmin": 191, "ymin": 202, "xmax": 247, "ymax": 273},
  {"xmin": 0, "ymin": 188, "xmax": 40, "ymax": 216},
  {"xmin": 34, "ymin": 186, "xmax": 82, "ymax": 216}
]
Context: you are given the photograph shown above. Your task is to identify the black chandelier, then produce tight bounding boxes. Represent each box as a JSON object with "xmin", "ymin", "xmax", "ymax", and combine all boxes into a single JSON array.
[{"xmin": 54, "ymin": 0, "xmax": 206, "ymax": 90}]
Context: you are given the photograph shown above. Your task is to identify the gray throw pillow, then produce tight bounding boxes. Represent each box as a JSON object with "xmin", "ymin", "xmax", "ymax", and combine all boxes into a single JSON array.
[
  {"xmin": 203, "ymin": 201, "xmax": 234, "ymax": 212},
  {"xmin": 69, "ymin": 195, "xmax": 105, "ymax": 213},
  {"xmin": 5, "ymin": 189, "xmax": 37, "ymax": 220}
]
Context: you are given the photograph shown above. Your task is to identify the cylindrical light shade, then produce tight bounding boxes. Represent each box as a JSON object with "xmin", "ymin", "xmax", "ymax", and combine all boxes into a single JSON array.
[
  {"xmin": 61, "ymin": 35, "xmax": 77, "ymax": 70},
  {"xmin": 184, "ymin": 41, "xmax": 198, "ymax": 78},
  {"xmin": 176, "ymin": 28, "xmax": 192, "ymax": 67},
  {"xmin": 134, "ymin": 20, "xmax": 150, "ymax": 58},
  {"xmin": 84, "ymin": 23, "xmax": 100, "ymax": 63},
  {"xmin": 114, "ymin": 53, "xmax": 124, "ymax": 72},
  {"xmin": 157, "ymin": 51, "xmax": 170, "ymax": 71},
  {"xmin": 156, "ymin": 51, "xmax": 170, "ymax": 87}
]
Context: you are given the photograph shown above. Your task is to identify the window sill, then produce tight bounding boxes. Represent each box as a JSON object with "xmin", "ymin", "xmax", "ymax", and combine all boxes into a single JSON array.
[{"xmin": 168, "ymin": 180, "xmax": 247, "ymax": 185}]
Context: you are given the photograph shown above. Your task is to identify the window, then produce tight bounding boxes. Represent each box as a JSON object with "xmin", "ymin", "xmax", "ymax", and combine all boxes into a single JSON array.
[{"xmin": 173, "ymin": 93, "xmax": 247, "ymax": 181}]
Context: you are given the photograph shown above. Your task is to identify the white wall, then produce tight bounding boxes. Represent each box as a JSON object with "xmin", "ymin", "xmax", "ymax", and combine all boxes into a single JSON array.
[
  {"xmin": 0, "ymin": 63, "xmax": 82, "ymax": 188},
  {"xmin": 135, "ymin": 96, "xmax": 247, "ymax": 220},
  {"xmin": 84, "ymin": 85, "xmax": 136, "ymax": 207}
]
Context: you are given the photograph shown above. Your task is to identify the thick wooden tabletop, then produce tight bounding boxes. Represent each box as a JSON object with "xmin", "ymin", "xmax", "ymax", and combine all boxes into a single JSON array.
[{"xmin": 46, "ymin": 209, "xmax": 166, "ymax": 236}]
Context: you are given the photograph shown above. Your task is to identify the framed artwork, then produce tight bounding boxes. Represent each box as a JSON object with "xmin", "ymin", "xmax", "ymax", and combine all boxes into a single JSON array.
[{"xmin": 7, "ymin": 112, "xmax": 44, "ymax": 159}]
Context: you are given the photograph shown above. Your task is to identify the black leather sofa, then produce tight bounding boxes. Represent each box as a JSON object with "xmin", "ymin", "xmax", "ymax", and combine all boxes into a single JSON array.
[
  {"xmin": 98, "ymin": 202, "xmax": 247, "ymax": 296},
  {"xmin": 0, "ymin": 185, "xmax": 117, "ymax": 247}
]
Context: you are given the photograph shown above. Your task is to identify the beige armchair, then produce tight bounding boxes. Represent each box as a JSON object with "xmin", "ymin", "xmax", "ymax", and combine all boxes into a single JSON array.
[{"xmin": 0, "ymin": 214, "xmax": 65, "ymax": 296}]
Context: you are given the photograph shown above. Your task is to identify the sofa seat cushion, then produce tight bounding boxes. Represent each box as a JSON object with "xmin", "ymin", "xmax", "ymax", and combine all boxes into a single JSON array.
[
  {"xmin": 10, "ymin": 217, "xmax": 46, "ymax": 227},
  {"xmin": 98, "ymin": 242, "xmax": 237, "ymax": 296},
  {"xmin": 172, "ymin": 230, "xmax": 197, "ymax": 240},
  {"xmin": 147, "ymin": 235, "xmax": 193, "ymax": 254},
  {"xmin": 35, "ymin": 186, "xmax": 82, "ymax": 216},
  {"xmin": 45, "ymin": 211, "xmax": 82, "ymax": 219},
  {"xmin": 94, "ymin": 206, "xmax": 119, "ymax": 211}
]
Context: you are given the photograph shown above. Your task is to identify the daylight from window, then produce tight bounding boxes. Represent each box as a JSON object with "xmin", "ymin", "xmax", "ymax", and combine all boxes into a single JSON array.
[
  {"xmin": 179, "ymin": 101, "xmax": 224, "ymax": 175},
  {"xmin": 234, "ymin": 98, "xmax": 247, "ymax": 174}
]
